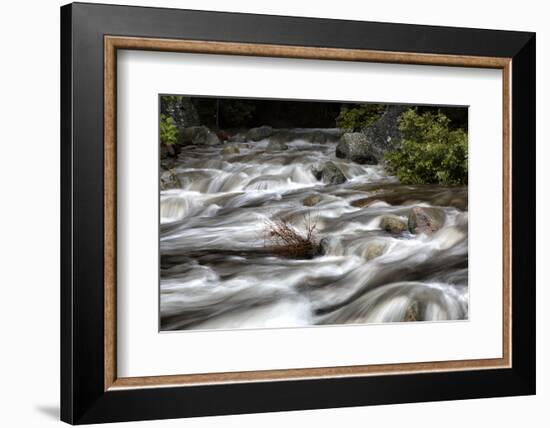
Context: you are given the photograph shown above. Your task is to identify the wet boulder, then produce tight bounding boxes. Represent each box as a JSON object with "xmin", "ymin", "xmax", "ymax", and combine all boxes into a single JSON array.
[
  {"xmin": 380, "ymin": 215, "xmax": 407, "ymax": 234},
  {"xmin": 363, "ymin": 105, "xmax": 407, "ymax": 160},
  {"xmin": 222, "ymin": 146, "xmax": 240, "ymax": 155},
  {"xmin": 178, "ymin": 126, "xmax": 220, "ymax": 146},
  {"xmin": 335, "ymin": 105, "xmax": 407, "ymax": 163},
  {"xmin": 314, "ymin": 162, "xmax": 346, "ymax": 185},
  {"xmin": 266, "ymin": 137, "xmax": 289, "ymax": 151},
  {"xmin": 299, "ymin": 129, "xmax": 340, "ymax": 144},
  {"xmin": 160, "ymin": 157, "xmax": 176, "ymax": 171},
  {"xmin": 364, "ymin": 241, "xmax": 387, "ymax": 260},
  {"xmin": 408, "ymin": 206, "xmax": 446, "ymax": 234},
  {"xmin": 160, "ymin": 170, "xmax": 181, "ymax": 190},
  {"xmin": 335, "ymin": 132, "xmax": 377, "ymax": 164},
  {"xmin": 270, "ymin": 131, "xmax": 292, "ymax": 143},
  {"xmin": 302, "ymin": 194, "xmax": 322, "ymax": 207},
  {"xmin": 248, "ymin": 125, "xmax": 273, "ymax": 141},
  {"xmin": 308, "ymin": 131, "xmax": 329, "ymax": 143},
  {"xmin": 351, "ymin": 198, "xmax": 385, "ymax": 208}
]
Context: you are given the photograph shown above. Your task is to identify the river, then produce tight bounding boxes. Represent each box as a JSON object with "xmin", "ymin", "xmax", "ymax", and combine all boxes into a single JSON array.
[{"xmin": 160, "ymin": 130, "xmax": 468, "ymax": 331}]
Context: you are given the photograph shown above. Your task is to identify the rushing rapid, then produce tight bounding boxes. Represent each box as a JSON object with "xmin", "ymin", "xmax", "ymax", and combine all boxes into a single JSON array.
[{"xmin": 160, "ymin": 133, "xmax": 468, "ymax": 331}]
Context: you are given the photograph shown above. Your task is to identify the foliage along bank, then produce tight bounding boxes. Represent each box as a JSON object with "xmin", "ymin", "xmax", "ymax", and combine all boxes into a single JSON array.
[{"xmin": 160, "ymin": 96, "xmax": 468, "ymax": 186}]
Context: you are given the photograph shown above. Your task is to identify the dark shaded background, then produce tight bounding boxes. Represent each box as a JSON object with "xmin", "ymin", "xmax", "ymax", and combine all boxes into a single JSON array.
[{"xmin": 188, "ymin": 97, "xmax": 468, "ymax": 130}]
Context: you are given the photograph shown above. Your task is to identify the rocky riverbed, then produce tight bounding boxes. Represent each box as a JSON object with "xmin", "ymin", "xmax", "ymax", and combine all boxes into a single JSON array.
[{"xmin": 159, "ymin": 128, "xmax": 468, "ymax": 331}]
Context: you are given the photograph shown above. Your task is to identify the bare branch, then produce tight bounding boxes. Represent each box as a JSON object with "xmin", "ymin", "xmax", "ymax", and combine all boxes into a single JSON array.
[{"xmin": 263, "ymin": 212, "xmax": 320, "ymax": 259}]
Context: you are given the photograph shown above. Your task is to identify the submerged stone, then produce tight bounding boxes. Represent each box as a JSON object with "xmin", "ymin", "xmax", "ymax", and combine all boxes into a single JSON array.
[
  {"xmin": 178, "ymin": 126, "xmax": 220, "ymax": 146},
  {"xmin": 364, "ymin": 241, "xmax": 387, "ymax": 260},
  {"xmin": 351, "ymin": 198, "xmax": 386, "ymax": 208},
  {"xmin": 222, "ymin": 146, "xmax": 240, "ymax": 155},
  {"xmin": 316, "ymin": 161, "xmax": 346, "ymax": 185},
  {"xmin": 266, "ymin": 139, "xmax": 288, "ymax": 151},
  {"xmin": 160, "ymin": 170, "xmax": 181, "ymax": 190},
  {"xmin": 248, "ymin": 125, "xmax": 273, "ymax": 141},
  {"xmin": 302, "ymin": 194, "xmax": 322, "ymax": 207},
  {"xmin": 380, "ymin": 215, "xmax": 407, "ymax": 234}
]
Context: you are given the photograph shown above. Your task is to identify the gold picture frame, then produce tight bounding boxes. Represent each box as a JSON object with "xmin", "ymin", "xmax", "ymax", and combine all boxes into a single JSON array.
[{"xmin": 103, "ymin": 36, "xmax": 512, "ymax": 391}]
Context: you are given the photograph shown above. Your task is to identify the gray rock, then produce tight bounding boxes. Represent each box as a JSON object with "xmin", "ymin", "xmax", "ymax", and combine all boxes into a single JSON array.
[
  {"xmin": 270, "ymin": 131, "xmax": 292, "ymax": 144},
  {"xmin": 160, "ymin": 158, "xmax": 176, "ymax": 171},
  {"xmin": 365, "ymin": 241, "xmax": 386, "ymax": 260},
  {"xmin": 308, "ymin": 131, "xmax": 328, "ymax": 143},
  {"xmin": 351, "ymin": 198, "xmax": 385, "ymax": 208},
  {"xmin": 312, "ymin": 130, "xmax": 340, "ymax": 143},
  {"xmin": 161, "ymin": 97, "xmax": 200, "ymax": 129},
  {"xmin": 298, "ymin": 130, "xmax": 340, "ymax": 144},
  {"xmin": 335, "ymin": 133, "xmax": 377, "ymax": 164},
  {"xmin": 380, "ymin": 215, "xmax": 407, "ymax": 234},
  {"xmin": 335, "ymin": 105, "xmax": 407, "ymax": 163},
  {"xmin": 408, "ymin": 206, "xmax": 446, "ymax": 234},
  {"xmin": 248, "ymin": 125, "xmax": 273, "ymax": 141},
  {"xmin": 274, "ymin": 132, "xmax": 294, "ymax": 143},
  {"xmin": 302, "ymin": 194, "xmax": 322, "ymax": 207},
  {"xmin": 315, "ymin": 161, "xmax": 347, "ymax": 185},
  {"xmin": 160, "ymin": 170, "xmax": 181, "ymax": 190},
  {"xmin": 178, "ymin": 126, "xmax": 220, "ymax": 146},
  {"xmin": 266, "ymin": 139, "xmax": 288, "ymax": 151},
  {"xmin": 228, "ymin": 132, "xmax": 248, "ymax": 143},
  {"xmin": 222, "ymin": 146, "xmax": 240, "ymax": 155},
  {"xmin": 160, "ymin": 143, "xmax": 175, "ymax": 159},
  {"xmin": 364, "ymin": 105, "xmax": 407, "ymax": 161}
]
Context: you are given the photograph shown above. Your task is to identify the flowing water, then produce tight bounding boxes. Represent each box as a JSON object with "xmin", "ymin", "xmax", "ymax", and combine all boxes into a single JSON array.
[{"xmin": 160, "ymin": 131, "xmax": 468, "ymax": 331}]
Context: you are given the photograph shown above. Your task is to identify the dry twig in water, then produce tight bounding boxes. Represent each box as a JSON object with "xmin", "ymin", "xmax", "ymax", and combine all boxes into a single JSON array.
[{"xmin": 264, "ymin": 212, "xmax": 319, "ymax": 258}]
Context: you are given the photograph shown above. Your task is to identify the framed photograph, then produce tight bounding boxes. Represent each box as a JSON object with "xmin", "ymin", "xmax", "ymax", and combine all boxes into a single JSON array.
[{"xmin": 60, "ymin": 2, "xmax": 535, "ymax": 424}]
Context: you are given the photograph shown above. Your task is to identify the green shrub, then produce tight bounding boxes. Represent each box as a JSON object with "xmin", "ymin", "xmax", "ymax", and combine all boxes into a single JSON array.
[
  {"xmin": 336, "ymin": 104, "xmax": 385, "ymax": 131},
  {"xmin": 161, "ymin": 95, "xmax": 183, "ymax": 107},
  {"xmin": 385, "ymin": 109, "xmax": 468, "ymax": 185},
  {"xmin": 160, "ymin": 114, "xmax": 178, "ymax": 145}
]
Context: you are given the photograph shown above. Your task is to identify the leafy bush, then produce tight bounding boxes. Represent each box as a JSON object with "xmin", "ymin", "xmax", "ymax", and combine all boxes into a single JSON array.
[
  {"xmin": 336, "ymin": 104, "xmax": 385, "ymax": 131},
  {"xmin": 160, "ymin": 114, "xmax": 178, "ymax": 146},
  {"xmin": 385, "ymin": 109, "xmax": 468, "ymax": 185},
  {"xmin": 161, "ymin": 95, "xmax": 184, "ymax": 107}
]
